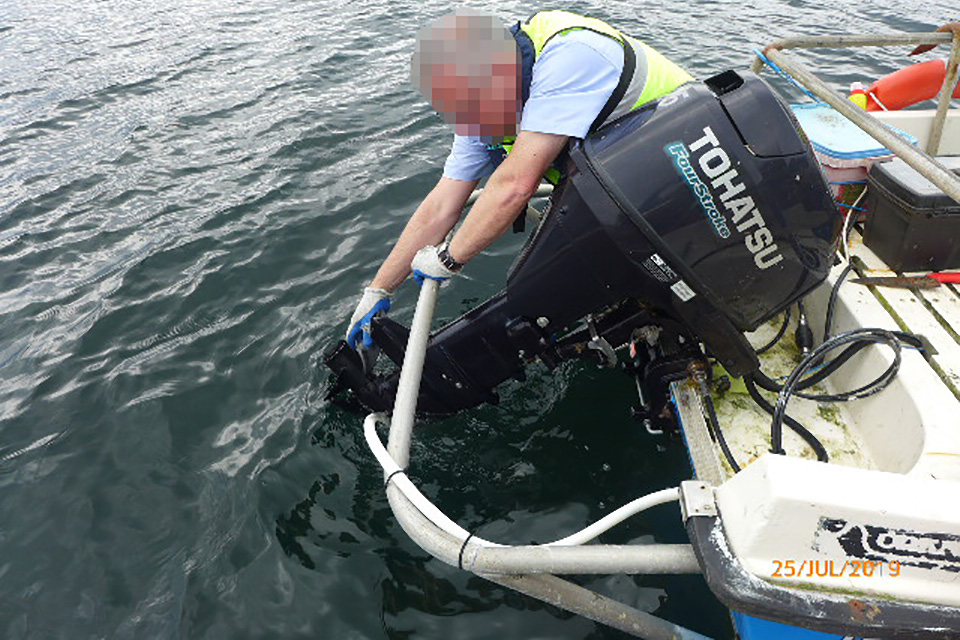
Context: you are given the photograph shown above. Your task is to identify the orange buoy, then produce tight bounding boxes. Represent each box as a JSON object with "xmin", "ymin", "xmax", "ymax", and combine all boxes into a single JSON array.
[{"xmin": 863, "ymin": 59, "xmax": 960, "ymax": 111}]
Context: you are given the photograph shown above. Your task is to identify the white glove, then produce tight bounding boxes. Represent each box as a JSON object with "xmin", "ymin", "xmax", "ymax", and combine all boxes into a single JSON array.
[
  {"xmin": 411, "ymin": 244, "xmax": 458, "ymax": 284},
  {"xmin": 346, "ymin": 287, "xmax": 391, "ymax": 349}
]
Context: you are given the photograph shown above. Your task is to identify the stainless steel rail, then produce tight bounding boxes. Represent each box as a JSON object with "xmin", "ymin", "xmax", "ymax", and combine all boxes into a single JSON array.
[
  {"xmin": 465, "ymin": 182, "xmax": 554, "ymax": 205},
  {"xmin": 750, "ymin": 32, "xmax": 960, "ymax": 203},
  {"xmin": 465, "ymin": 182, "xmax": 553, "ymax": 225},
  {"xmin": 929, "ymin": 32, "xmax": 960, "ymax": 154}
]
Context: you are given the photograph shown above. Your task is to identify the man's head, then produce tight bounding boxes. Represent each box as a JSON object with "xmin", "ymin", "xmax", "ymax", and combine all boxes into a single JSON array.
[{"xmin": 411, "ymin": 8, "xmax": 521, "ymax": 138}]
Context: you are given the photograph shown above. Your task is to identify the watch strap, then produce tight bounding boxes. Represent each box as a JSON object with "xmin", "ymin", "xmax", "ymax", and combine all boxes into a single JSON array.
[{"xmin": 437, "ymin": 243, "xmax": 463, "ymax": 272}]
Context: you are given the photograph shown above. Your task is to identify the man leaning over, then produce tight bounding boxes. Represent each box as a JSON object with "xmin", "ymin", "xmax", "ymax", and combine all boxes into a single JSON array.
[{"xmin": 345, "ymin": 9, "xmax": 692, "ymax": 353}]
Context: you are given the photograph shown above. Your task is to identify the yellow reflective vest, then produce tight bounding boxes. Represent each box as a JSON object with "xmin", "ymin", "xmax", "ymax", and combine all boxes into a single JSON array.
[
  {"xmin": 493, "ymin": 10, "xmax": 693, "ymax": 184},
  {"xmin": 520, "ymin": 10, "xmax": 693, "ymax": 125}
]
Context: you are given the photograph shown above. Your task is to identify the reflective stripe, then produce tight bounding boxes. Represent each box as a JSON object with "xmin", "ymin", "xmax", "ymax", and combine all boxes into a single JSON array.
[{"xmin": 606, "ymin": 37, "xmax": 648, "ymax": 123}]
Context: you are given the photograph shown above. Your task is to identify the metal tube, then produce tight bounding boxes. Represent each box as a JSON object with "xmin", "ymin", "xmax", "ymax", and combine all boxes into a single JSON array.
[
  {"xmin": 762, "ymin": 33, "xmax": 950, "ymax": 51},
  {"xmin": 386, "ymin": 278, "xmax": 439, "ymax": 468},
  {"xmin": 379, "ymin": 279, "xmax": 709, "ymax": 638},
  {"xmin": 466, "ymin": 182, "xmax": 553, "ymax": 205},
  {"xmin": 763, "ymin": 48, "xmax": 960, "ymax": 205},
  {"xmin": 386, "ymin": 481, "xmax": 707, "ymax": 638},
  {"xmin": 750, "ymin": 32, "xmax": 952, "ymax": 74},
  {"xmin": 927, "ymin": 32, "xmax": 960, "ymax": 155},
  {"xmin": 378, "ymin": 279, "xmax": 703, "ymax": 577},
  {"xmin": 381, "ymin": 454, "xmax": 701, "ymax": 575},
  {"xmin": 492, "ymin": 573, "xmax": 714, "ymax": 640},
  {"xmin": 385, "ymin": 470, "xmax": 706, "ymax": 640},
  {"xmin": 462, "ymin": 543, "xmax": 702, "ymax": 575}
]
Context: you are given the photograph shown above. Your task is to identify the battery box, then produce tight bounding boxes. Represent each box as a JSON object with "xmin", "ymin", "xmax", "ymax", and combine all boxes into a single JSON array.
[{"xmin": 862, "ymin": 157, "xmax": 960, "ymax": 271}]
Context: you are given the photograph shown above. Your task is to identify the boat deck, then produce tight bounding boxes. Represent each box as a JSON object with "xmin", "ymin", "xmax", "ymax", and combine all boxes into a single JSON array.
[{"xmin": 675, "ymin": 229, "xmax": 960, "ymax": 485}]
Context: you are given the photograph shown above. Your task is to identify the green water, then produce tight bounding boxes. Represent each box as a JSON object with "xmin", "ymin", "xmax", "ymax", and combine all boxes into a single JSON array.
[{"xmin": 0, "ymin": 1, "xmax": 954, "ymax": 637}]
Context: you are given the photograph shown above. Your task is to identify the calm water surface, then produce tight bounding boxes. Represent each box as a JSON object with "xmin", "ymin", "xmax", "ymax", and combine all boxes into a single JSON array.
[{"xmin": 0, "ymin": 1, "xmax": 954, "ymax": 638}]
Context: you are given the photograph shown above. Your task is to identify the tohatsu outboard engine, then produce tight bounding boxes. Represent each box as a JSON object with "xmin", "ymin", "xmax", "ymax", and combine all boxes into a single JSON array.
[{"xmin": 326, "ymin": 70, "xmax": 841, "ymax": 415}]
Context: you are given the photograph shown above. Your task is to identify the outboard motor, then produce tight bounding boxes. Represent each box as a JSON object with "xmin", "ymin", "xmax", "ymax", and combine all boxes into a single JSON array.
[{"xmin": 327, "ymin": 71, "xmax": 841, "ymax": 415}]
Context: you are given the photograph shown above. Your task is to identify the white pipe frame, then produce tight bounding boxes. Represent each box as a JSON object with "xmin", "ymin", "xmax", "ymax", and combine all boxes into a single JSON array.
[{"xmin": 368, "ymin": 278, "xmax": 710, "ymax": 639}]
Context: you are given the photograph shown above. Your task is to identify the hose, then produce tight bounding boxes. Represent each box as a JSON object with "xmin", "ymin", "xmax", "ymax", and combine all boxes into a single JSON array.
[
  {"xmin": 364, "ymin": 414, "xmax": 680, "ymax": 549},
  {"xmin": 755, "ymin": 307, "xmax": 791, "ymax": 355},
  {"xmin": 699, "ymin": 381, "xmax": 742, "ymax": 473},
  {"xmin": 750, "ymin": 329, "xmax": 921, "ymax": 401},
  {"xmin": 767, "ymin": 328, "xmax": 906, "ymax": 455},
  {"xmin": 824, "ymin": 262, "xmax": 853, "ymax": 342},
  {"xmin": 744, "ymin": 375, "xmax": 828, "ymax": 461}
]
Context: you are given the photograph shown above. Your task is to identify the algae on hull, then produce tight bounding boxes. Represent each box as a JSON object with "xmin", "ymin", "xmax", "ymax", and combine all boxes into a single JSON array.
[{"xmin": 707, "ymin": 314, "xmax": 876, "ymax": 477}]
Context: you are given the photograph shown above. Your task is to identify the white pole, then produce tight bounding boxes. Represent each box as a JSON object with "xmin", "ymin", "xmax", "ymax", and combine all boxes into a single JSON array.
[{"xmin": 386, "ymin": 278, "xmax": 439, "ymax": 469}]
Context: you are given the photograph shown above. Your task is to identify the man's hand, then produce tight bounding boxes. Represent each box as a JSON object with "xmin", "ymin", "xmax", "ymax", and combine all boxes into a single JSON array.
[
  {"xmin": 411, "ymin": 244, "xmax": 457, "ymax": 284},
  {"xmin": 346, "ymin": 287, "xmax": 392, "ymax": 349},
  {"xmin": 910, "ymin": 22, "xmax": 960, "ymax": 56}
]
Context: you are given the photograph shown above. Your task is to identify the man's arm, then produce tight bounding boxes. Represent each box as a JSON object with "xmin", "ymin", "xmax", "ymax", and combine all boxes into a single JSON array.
[
  {"xmin": 447, "ymin": 130, "xmax": 569, "ymax": 264},
  {"xmin": 369, "ymin": 176, "xmax": 478, "ymax": 292}
]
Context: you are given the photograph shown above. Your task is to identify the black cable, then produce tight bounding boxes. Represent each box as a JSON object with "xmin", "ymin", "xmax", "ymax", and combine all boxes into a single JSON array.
[
  {"xmin": 698, "ymin": 379, "xmax": 741, "ymax": 473},
  {"xmin": 825, "ymin": 189, "xmax": 868, "ymax": 344},
  {"xmin": 745, "ymin": 375, "xmax": 829, "ymax": 461},
  {"xmin": 750, "ymin": 328, "xmax": 920, "ymax": 400},
  {"xmin": 824, "ymin": 262, "xmax": 853, "ymax": 342},
  {"xmin": 751, "ymin": 342, "xmax": 873, "ymax": 395},
  {"xmin": 755, "ymin": 307, "xmax": 791, "ymax": 355},
  {"xmin": 770, "ymin": 329, "xmax": 904, "ymax": 455}
]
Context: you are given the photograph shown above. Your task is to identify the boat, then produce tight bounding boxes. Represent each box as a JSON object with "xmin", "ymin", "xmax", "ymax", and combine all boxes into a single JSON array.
[{"xmin": 325, "ymin": 29, "xmax": 960, "ymax": 640}]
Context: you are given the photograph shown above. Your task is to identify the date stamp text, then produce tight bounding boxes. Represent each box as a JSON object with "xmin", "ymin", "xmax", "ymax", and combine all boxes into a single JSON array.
[{"xmin": 772, "ymin": 559, "xmax": 901, "ymax": 578}]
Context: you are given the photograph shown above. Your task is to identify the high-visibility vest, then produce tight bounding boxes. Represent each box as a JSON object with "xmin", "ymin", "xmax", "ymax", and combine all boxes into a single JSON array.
[
  {"xmin": 521, "ymin": 10, "xmax": 693, "ymax": 124},
  {"xmin": 490, "ymin": 10, "xmax": 694, "ymax": 184}
]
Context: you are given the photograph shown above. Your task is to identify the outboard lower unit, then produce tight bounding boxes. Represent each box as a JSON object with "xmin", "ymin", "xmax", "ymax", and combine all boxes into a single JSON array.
[{"xmin": 327, "ymin": 71, "xmax": 841, "ymax": 414}]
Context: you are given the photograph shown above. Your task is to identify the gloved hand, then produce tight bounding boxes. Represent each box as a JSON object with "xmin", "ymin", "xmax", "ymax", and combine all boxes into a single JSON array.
[
  {"xmin": 411, "ymin": 244, "xmax": 457, "ymax": 285},
  {"xmin": 346, "ymin": 287, "xmax": 392, "ymax": 350}
]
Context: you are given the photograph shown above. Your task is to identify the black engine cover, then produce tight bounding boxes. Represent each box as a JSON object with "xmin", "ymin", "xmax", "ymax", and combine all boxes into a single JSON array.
[{"xmin": 327, "ymin": 71, "xmax": 841, "ymax": 414}]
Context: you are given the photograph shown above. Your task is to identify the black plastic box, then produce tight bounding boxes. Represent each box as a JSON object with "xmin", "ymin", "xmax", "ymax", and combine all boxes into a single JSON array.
[{"xmin": 863, "ymin": 157, "xmax": 960, "ymax": 271}]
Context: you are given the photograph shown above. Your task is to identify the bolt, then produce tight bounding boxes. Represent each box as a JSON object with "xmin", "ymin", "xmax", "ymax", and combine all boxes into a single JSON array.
[
  {"xmin": 536, "ymin": 316, "xmax": 549, "ymax": 328},
  {"xmin": 687, "ymin": 360, "xmax": 710, "ymax": 383}
]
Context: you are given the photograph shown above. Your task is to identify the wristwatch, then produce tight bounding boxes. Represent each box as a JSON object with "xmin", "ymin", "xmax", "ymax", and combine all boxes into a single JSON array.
[{"xmin": 437, "ymin": 243, "xmax": 464, "ymax": 273}]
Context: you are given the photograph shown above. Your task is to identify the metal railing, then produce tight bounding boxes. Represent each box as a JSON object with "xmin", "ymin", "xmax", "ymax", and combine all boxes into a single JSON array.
[{"xmin": 750, "ymin": 32, "xmax": 960, "ymax": 204}]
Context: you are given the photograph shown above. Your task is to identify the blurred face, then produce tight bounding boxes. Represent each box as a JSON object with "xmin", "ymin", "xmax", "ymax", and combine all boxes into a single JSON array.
[{"xmin": 411, "ymin": 10, "xmax": 521, "ymax": 139}]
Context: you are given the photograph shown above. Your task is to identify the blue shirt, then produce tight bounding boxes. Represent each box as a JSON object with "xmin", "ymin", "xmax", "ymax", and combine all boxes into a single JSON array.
[{"xmin": 442, "ymin": 30, "xmax": 624, "ymax": 182}]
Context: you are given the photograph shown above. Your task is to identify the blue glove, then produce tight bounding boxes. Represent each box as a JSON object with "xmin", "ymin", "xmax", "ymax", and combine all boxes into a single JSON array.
[
  {"xmin": 346, "ymin": 287, "xmax": 392, "ymax": 349},
  {"xmin": 411, "ymin": 244, "xmax": 457, "ymax": 285}
]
